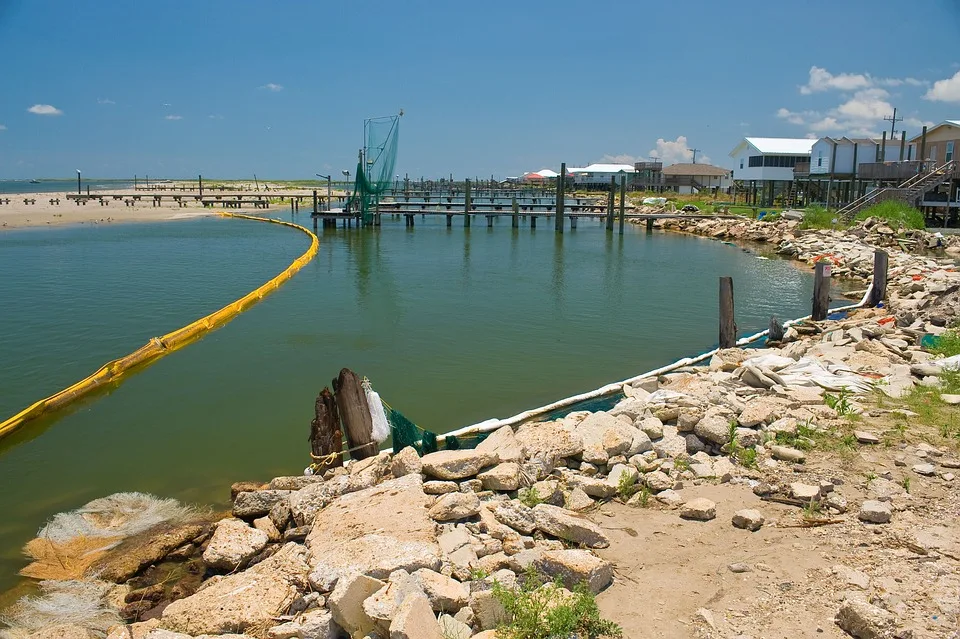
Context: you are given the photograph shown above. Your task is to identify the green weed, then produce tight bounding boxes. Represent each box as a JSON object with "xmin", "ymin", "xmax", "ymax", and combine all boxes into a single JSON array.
[
  {"xmin": 927, "ymin": 330, "xmax": 960, "ymax": 358},
  {"xmin": 854, "ymin": 200, "xmax": 925, "ymax": 230},
  {"xmin": 800, "ymin": 205, "xmax": 845, "ymax": 230},
  {"xmin": 616, "ymin": 473, "xmax": 638, "ymax": 501},
  {"xmin": 493, "ymin": 566, "xmax": 623, "ymax": 639},
  {"xmin": 824, "ymin": 388, "xmax": 852, "ymax": 416},
  {"xmin": 518, "ymin": 487, "xmax": 544, "ymax": 509},
  {"xmin": 900, "ymin": 476, "xmax": 911, "ymax": 493}
]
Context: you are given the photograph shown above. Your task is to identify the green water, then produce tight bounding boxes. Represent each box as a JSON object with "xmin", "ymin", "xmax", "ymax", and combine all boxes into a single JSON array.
[{"xmin": 0, "ymin": 215, "xmax": 828, "ymax": 592}]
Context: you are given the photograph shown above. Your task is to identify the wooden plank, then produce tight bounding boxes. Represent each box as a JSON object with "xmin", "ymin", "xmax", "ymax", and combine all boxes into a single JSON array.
[
  {"xmin": 333, "ymin": 368, "xmax": 378, "ymax": 460},
  {"xmin": 719, "ymin": 277, "xmax": 736, "ymax": 348}
]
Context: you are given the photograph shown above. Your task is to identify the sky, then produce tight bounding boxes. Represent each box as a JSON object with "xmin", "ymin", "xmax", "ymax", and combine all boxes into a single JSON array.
[{"xmin": 1, "ymin": 0, "xmax": 960, "ymax": 180}]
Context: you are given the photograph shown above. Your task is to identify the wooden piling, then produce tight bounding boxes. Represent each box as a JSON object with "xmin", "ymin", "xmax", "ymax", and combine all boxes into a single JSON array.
[
  {"xmin": 309, "ymin": 387, "xmax": 343, "ymax": 474},
  {"xmin": 867, "ymin": 250, "xmax": 889, "ymax": 307},
  {"xmin": 333, "ymin": 368, "xmax": 378, "ymax": 460},
  {"xmin": 618, "ymin": 175, "xmax": 626, "ymax": 235},
  {"xmin": 812, "ymin": 261, "xmax": 831, "ymax": 321},
  {"xmin": 487, "ymin": 215, "xmax": 494, "ymax": 228},
  {"xmin": 920, "ymin": 126, "xmax": 928, "ymax": 162},
  {"xmin": 646, "ymin": 217, "xmax": 654, "ymax": 232},
  {"xmin": 464, "ymin": 179, "xmax": 471, "ymax": 228},
  {"xmin": 555, "ymin": 162, "xmax": 566, "ymax": 233},
  {"xmin": 719, "ymin": 277, "xmax": 736, "ymax": 348},
  {"xmin": 447, "ymin": 214, "xmax": 453, "ymax": 227},
  {"xmin": 570, "ymin": 216, "xmax": 577, "ymax": 229},
  {"xmin": 512, "ymin": 195, "xmax": 519, "ymax": 228},
  {"xmin": 199, "ymin": 175, "xmax": 203, "ymax": 198},
  {"xmin": 313, "ymin": 190, "xmax": 319, "ymax": 215},
  {"xmin": 531, "ymin": 216, "xmax": 537, "ymax": 229},
  {"xmin": 606, "ymin": 177, "xmax": 615, "ymax": 231}
]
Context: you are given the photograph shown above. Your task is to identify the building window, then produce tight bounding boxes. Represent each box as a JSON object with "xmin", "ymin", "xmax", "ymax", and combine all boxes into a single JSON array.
[
  {"xmin": 947, "ymin": 142, "xmax": 955, "ymax": 162},
  {"xmin": 817, "ymin": 151, "xmax": 823, "ymax": 167},
  {"xmin": 740, "ymin": 159, "xmax": 743, "ymax": 169},
  {"xmin": 930, "ymin": 145, "xmax": 937, "ymax": 162},
  {"xmin": 748, "ymin": 156, "xmax": 763, "ymax": 167}
]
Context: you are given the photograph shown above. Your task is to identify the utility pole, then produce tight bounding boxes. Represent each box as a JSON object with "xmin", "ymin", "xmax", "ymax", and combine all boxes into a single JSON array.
[
  {"xmin": 691, "ymin": 149, "xmax": 701, "ymax": 164},
  {"xmin": 883, "ymin": 108, "xmax": 903, "ymax": 141}
]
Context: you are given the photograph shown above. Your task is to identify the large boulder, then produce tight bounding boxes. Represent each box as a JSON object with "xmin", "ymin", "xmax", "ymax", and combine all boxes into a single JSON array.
[
  {"xmin": 159, "ymin": 543, "xmax": 309, "ymax": 637},
  {"xmin": 232, "ymin": 490, "xmax": 292, "ymax": 519},
  {"xmin": 201, "ymin": 518, "xmax": 269, "ymax": 571},
  {"xmin": 534, "ymin": 549, "xmax": 613, "ymax": 594},
  {"xmin": 532, "ymin": 504, "xmax": 609, "ymax": 548},
  {"xmin": 413, "ymin": 568, "xmax": 469, "ymax": 612},
  {"xmin": 738, "ymin": 397, "xmax": 787, "ymax": 428},
  {"xmin": 327, "ymin": 573, "xmax": 384, "ymax": 637},
  {"xmin": 429, "ymin": 493, "xmax": 481, "ymax": 521},
  {"xmin": 475, "ymin": 425, "xmax": 525, "ymax": 463},
  {"xmin": 305, "ymin": 474, "xmax": 440, "ymax": 579},
  {"xmin": 420, "ymin": 450, "xmax": 499, "ymax": 480},
  {"xmin": 693, "ymin": 411, "xmax": 731, "ymax": 446},
  {"xmin": 493, "ymin": 501, "xmax": 536, "ymax": 534},
  {"xmin": 362, "ymin": 570, "xmax": 427, "ymax": 635},
  {"xmin": 515, "ymin": 421, "xmax": 584, "ymax": 459},
  {"xmin": 389, "ymin": 593, "xmax": 444, "ymax": 639},
  {"xmin": 264, "ymin": 609, "xmax": 338, "ymax": 639},
  {"xmin": 477, "ymin": 462, "xmax": 522, "ymax": 491},
  {"xmin": 391, "ymin": 446, "xmax": 422, "ymax": 478},
  {"xmin": 574, "ymin": 412, "xmax": 635, "ymax": 456}
]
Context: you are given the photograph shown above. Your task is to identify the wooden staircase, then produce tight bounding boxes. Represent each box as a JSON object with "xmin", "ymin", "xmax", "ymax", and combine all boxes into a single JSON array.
[{"xmin": 837, "ymin": 160, "xmax": 957, "ymax": 221}]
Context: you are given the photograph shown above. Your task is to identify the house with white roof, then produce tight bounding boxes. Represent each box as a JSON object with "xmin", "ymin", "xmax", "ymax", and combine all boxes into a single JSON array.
[
  {"xmin": 568, "ymin": 163, "xmax": 636, "ymax": 188},
  {"xmin": 728, "ymin": 137, "xmax": 816, "ymax": 205}
]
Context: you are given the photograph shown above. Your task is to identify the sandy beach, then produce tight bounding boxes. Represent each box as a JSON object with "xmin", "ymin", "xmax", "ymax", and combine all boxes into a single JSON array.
[{"xmin": 0, "ymin": 184, "xmax": 329, "ymax": 230}]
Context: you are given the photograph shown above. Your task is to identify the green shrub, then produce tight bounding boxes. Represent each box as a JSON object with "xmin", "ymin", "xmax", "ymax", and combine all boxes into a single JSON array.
[
  {"xmin": 927, "ymin": 329, "xmax": 960, "ymax": 358},
  {"xmin": 799, "ymin": 205, "xmax": 842, "ymax": 230},
  {"xmin": 518, "ymin": 487, "xmax": 544, "ymax": 508},
  {"xmin": 855, "ymin": 201, "xmax": 925, "ymax": 230},
  {"xmin": 616, "ymin": 473, "xmax": 638, "ymax": 501},
  {"xmin": 493, "ymin": 567, "xmax": 623, "ymax": 639}
]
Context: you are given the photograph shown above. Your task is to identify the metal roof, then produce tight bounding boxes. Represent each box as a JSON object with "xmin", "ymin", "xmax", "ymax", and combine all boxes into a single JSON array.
[
  {"xmin": 570, "ymin": 163, "xmax": 636, "ymax": 173},
  {"xmin": 742, "ymin": 137, "xmax": 817, "ymax": 155},
  {"xmin": 662, "ymin": 163, "xmax": 730, "ymax": 177}
]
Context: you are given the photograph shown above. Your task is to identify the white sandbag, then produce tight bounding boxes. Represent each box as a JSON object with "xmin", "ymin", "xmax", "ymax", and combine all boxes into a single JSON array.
[
  {"xmin": 364, "ymin": 385, "xmax": 391, "ymax": 443},
  {"xmin": 741, "ymin": 353, "xmax": 795, "ymax": 371}
]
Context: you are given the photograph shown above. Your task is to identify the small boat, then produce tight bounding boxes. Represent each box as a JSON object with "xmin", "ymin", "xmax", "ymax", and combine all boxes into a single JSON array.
[{"xmin": 28, "ymin": 179, "xmax": 40, "ymax": 184}]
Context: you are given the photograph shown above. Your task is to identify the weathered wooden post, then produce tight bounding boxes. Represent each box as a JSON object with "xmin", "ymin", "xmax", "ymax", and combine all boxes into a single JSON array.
[
  {"xmin": 768, "ymin": 316, "xmax": 784, "ymax": 342},
  {"xmin": 309, "ymin": 387, "xmax": 343, "ymax": 474},
  {"xmin": 555, "ymin": 162, "xmax": 566, "ymax": 233},
  {"xmin": 719, "ymin": 277, "xmax": 736, "ymax": 348},
  {"xmin": 199, "ymin": 174, "xmax": 203, "ymax": 198},
  {"xmin": 333, "ymin": 368, "xmax": 378, "ymax": 460},
  {"xmin": 606, "ymin": 176, "xmax": 615, "ymax": 231},
  {"xmin": 464, "ymin": 179, "xmax": 471, "ymax": 228},
  {"xmin": 812, "ymin": 261, "xmax": 831, "ymax": 321},
  {"xmin": 867, "ymin": 250, "xmax": 889, "ymax": 307},
  {"xmin": 646, "ymin": 218, "xmax": 654, "ymax": 232},
  {"xmin": 313, "ymin": 190, "xmax": 319, "ymax": 215},
  {"xmin": 512, "ymin": 195, "xmax": 519, "ymax": 228},
  {"xmin": 618, "ymin": 174, "xmax": 626, "ymax": 235},
  {"xmin": 919, "ymin": 126, "xmax": 928, "ymax": 163}
]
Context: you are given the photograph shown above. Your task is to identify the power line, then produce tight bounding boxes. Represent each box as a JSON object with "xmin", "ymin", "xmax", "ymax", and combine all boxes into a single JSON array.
[{"xmin": 883, "ymin": 108, "xmax": 903, "ymax": 139}]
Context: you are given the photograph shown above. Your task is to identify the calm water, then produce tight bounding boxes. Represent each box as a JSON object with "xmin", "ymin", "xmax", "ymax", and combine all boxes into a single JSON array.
[
  {"xmin": 0, "ymin": 214, "xmax": 831, "ymax": 592},
  {"xmin": 0, "ymin": 179, "xmax": 136, "ymax": 195}
]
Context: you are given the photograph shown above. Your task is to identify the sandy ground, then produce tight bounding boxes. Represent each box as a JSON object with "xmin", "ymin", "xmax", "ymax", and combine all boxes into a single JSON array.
[
  {"xmin": 0, "ymin": 191, "xmax": 222, "ymax": 230},
  {"xmin": 593, "ymin": 411, "xmax": 960, "ymax": 639}
]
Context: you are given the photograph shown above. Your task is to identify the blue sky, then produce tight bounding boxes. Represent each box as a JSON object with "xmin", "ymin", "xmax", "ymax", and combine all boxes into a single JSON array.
[{"xmin": 1, "ymin": 0, "xmax": 960, "ymax": 180}]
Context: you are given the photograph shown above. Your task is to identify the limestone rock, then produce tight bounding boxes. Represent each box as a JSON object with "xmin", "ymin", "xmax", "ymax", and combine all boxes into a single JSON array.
[
  {"xmin": 532, "ymin": 504, "xmax": 609, "ymax": 548},
  {"xmin": 567, "ymin": 474, "xmax": 617, "ymax": 499},
  {"xmin": 606, "ymin": 464, "xmax": 639, "ymax": 491},
  {"xmin": 643, "ymin": 470, "xmax": 674, "ymax": 492},
  {"xmin": 306, "ymin": 474, "xmax": 441, "ymax": 579},
  {"xmin": 731, "ymin": 509, "xmax": 764, "ymax": 531},
  {"xmin": 202, "ymin": 518, "xmax": 269, "ymax": 571},
  {"xmin": 391, "ymin": 446, "xmax": 423, "ymax": 478},
  {"xmin": 534, "ymin": 549, "xmax": 613, "ymax": 594},
  {"xmin": 429, "ymin": 492, "xmax": 481, "ymax": 521},
  {"xmin": 858, "ymin": 500, "xmax": 892, "ymax": 524},
  {"xmin": 835, "ymin": 598, "xmax": 894, "ymax": 638},
  {"xmin": 738, "ymin": 397, "xmax": 785, "ymax": 427},
  {"xmin": 438, "ymin": 614, "xmax": 472, "ymax": 639},
  {"xmin": 790, "ymin": 483, "xmax": 821, "ymax": 501},
  {"xmin": 565, "ymin": 486, "xmax": 595, "ymax": 511},
  {"xmin": 655, "ymin": 489, "xmax": 684, "ymax": 508},
  {"xmin": 854, "ymin": 431, "xmax": 880, "ymax": 444},
  {"xmin": 493, "ymin": 501, "xmax": 536, "ymax": 534},
  {"xmin": 389, "ymin": 594, "xmax": 444, "ymax": 639},
  {"xmin": 232, "ymin": 489, "xmax": 292, "ymax": 519},
  {"xmin": 529, "ymin": 479, "xmax": 564, "ymax": 506},
  {"xmin": 328, "ymin": 572, "xmax": 384, "ymax": 637},
  {"xmin": 28, "ymin": 626, "xmax": 98, "ymax": 639},
  {"xmin": 769, "ymin": 445, "xmax": 806, "ymax": 463},
  {"xmin": 478, "ymin": 462, "xmax": 521, "ymax": 491},
  {"xmin": 253, "ymin": 516, "xmax": 282, "ymax": 542},
  {"xmin": 160, "ymin": 543, "xmax": 309, "ymax": 636},
  {"xmin": 470, "ymin": 589, "xmax": 508, "ymax": 631},
  {"xmin": 652, "ymin": 425, "xmax": 687, "ymax": 458},
  {"xmin": 515, "ymin": 421, "xmax": 584, "ymax": 459},
  {"xmin": 680, "ymin": 498, "xmax": 716, "ymax": 521},
  {"xmin": 420, "ymin": 449, "xmax": 499, "ymax": 480},
  {"xmin": 423, "ymin": 481, "xmax": 459, "ymax": 495},
  {"xmin": 637, "ymin": 416, "xmax": 664, "ymax": 439},
  {"xmin": 476, "ymin": 425, "xmax": 525, "ymax": 463},
  {"xmin": 413, "ymin": 569, "xmax": 469, "ymax": 612},
  {"xmin": 265, "ymin": 609, "xmax": 337, "ymax": 639},
  {"xmin": 363, "ymin": 570, "xmax": 426, "ymax": 635},
  {"xmin": 693, "ymin": 413, "xmax": 731, "ymax": 446}
]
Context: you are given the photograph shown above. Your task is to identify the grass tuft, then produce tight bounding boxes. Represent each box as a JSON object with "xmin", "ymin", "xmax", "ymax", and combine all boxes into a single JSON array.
[{"xmin": 854, "ymin": 200, "xmax": 925, "ymax": 230}]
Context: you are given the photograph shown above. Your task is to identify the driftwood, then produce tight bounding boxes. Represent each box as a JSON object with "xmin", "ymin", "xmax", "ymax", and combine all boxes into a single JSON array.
[
  {"xmin": 333, "ymin": 368, "xmax": 378, "ymax": 460},
  {"xmin": 309, "ymin": 387, "xmax": 343, "ymax": 473}
]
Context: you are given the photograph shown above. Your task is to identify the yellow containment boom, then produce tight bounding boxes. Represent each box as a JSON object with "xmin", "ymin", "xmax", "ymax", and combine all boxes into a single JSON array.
[{"xmin": 0, "ymin": 213, "xmax": 320, "ymax": 440}]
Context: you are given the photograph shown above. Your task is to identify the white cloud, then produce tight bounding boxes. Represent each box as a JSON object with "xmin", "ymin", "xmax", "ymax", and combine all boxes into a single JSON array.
[
  {"xmin": 164, "ymin": 114, "xmax": 183, "ymax": 120},
  {"xmin": 27, "ymin": 104, "xmax": 63, "ymax": 116},
  {"xmin": 259, "ymin": 83, "xmax": 283, "ymax": 92},
  {"xmin": 800, "ymin": 66, "xmax": 872, "ymax": 94},
  {"xmin": 924, "ymin": 70, "xmax": 960, "ymax": 103},
  {"xmin": 97, "ymin": 98, "xmax": 115, "ymax": 105},
  {"xmin": 600, "ymin": 154, "xmax": 638, "ymax": 164},
  {"xmin": 208, "ymin": 114, "xmax": 224, "ymax": 120},
  {"xmin": 777, "ymin": 107, "xmax": 813, "ymax": 126},
  {"xmin": 809, "ymin": 116, "xmax": 842, "ymax": 132},
  {"xmin": 835, "ymin": 88, "xmax": 893, "ymax": 121},
  {"xmin": 648, "ymin": 136, "xmax": 710, "ymax": 165}
]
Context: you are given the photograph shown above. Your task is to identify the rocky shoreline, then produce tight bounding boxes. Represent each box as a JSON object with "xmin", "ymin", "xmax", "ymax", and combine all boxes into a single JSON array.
[{"xmin": 5, "ymin": 216, "xmax": 960, "ymax": 639}]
